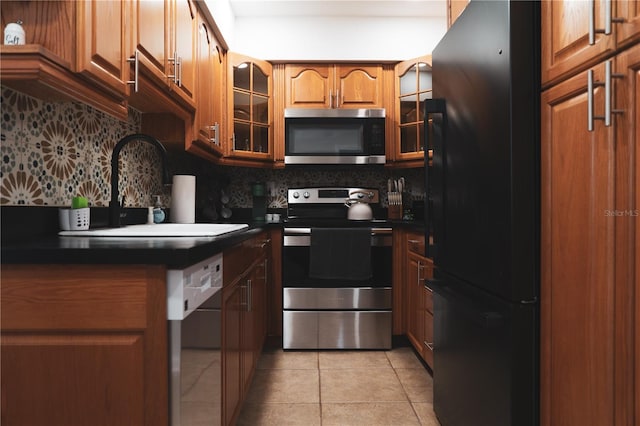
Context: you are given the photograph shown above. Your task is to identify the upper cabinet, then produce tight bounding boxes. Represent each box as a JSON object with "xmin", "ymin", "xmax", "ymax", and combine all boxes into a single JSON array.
[
  {"xmin": 284, "ymin": 64, "xmax": 384, "ymax": 109},
  {"xmin": 447, "ymin": 0, "xmax": 469, "ymax": 28},
  {"xmin": 541, "ymin": 0, "xmax": 640, "ymax": 88},
  {"xmin": 0, "ymin": 0, "xmax": 131, "ymax": 120},
  {"xmin": 226, "ymin": 53, "xmax": 273, "ymax": 165},
  {"xmin": 189, "ymin": 8, "xmax": 225, "ymax": 161},
  {"xmin": 392, "ymin": 55, "xmax": 432, "ymax": 167},
  {"xmin": 130, "ymin": 0, "xmax": 196, "ymax": 110}
]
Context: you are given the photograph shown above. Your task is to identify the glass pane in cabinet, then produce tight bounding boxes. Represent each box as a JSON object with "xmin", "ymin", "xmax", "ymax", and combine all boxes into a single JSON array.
[
  {"xmin": 417, "ymin": 92, "xmax": 433, "ymax": 122},
  {"xmin": 399, "ymin": 64, "xmax": 417, "ymax": 95},
  {"xmin": 400, "ymin": 124, "xmax": 418, "ymax": 153},
  {"xmin": 234, "ymin": 91, "xmax": 251, "ymax": 120},
  {"xmin": 400, "ymin": 95, "xmax": 418, "ymax": 124},
  {"xmin": 234, "ymin": 62, "xmax": 250, "ymax": 90},
  {"xmin": 417, "ymin": 63, "xmax": 432, "ymax": 91},
  {"xmin": 234, "ymin": 121, "xmax": 251, "ymax": 151},
  {"xmin": 253, "ymin": 95, "xmax": 269, "ymax": 124},
  {"xmin": 418, "ymin": 121, "xmax": 425, "ymax": 151},
  {"xmin": 253, "ymin": 125, "xmax": 269, "ymax": 153},
  {"xmin": 253, "ymin": 65, "xmax": 268, "ymax": 94}
]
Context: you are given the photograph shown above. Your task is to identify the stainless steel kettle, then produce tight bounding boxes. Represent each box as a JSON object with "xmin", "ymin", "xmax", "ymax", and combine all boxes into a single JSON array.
[{"xmin": 344, "ymin": 191, "xmax": 374, "ymax": 220}]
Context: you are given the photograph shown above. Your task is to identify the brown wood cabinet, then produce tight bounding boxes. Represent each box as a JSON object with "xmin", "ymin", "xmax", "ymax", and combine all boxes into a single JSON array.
[
  {"xmin": 447, "ymin": 0, "xmax": 469, "ymax": 28},
  {"xmin": 541, "ymin": 13, "xmax": 638, "ymax": 423},
  {"xmin": 190, "ymin": 9, "xmax": 225, "ymax": 161},
  {"xmin": 284, "ymin": 64, "xmax": 385, "ymax": 109},
  {"xmin": 225, "ymin": 53, "xmax": 273, "ymax": 166},
  {"xmin": 0, "ymin": 264, "xmax": 168, "ymax": 426},
  {"xmin": 402, "ymin": 229, "xmax": 434, "ymax": 369},
  {"xmin": 393, "ymin": 55, "xmax": 432, "ymax": 167},
  {"xmin": 542, "ymin": 0, "xmax": 640, "ymax": 88},
  {"xmin": 222, "ymin": 231, "xmax": 270, "ymax": 425}
]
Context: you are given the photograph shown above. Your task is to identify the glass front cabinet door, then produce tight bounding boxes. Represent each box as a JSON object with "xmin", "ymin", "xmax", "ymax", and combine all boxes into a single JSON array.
[
  {"xmin": 228, "ymin": 52, "xmax": 273, "ymax": 164},
  {"xmin": 394, "ymin": 55, "xmax": 432, "ymax": 167}
]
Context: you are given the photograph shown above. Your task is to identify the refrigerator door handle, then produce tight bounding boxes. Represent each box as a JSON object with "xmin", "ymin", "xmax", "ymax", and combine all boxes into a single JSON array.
[{"xmin": 423, "ymin": 99, "xmax": 447, "ymax": 259}]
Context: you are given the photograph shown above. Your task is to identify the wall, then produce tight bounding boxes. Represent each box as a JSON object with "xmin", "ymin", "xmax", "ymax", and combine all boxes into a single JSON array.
[
  {"xmin": 230, "ymin": 16, "xmax": 447, "ymax": 62},
  {"xmin": 202, "ymin": 0, "xmax": 447, "ymax": 62},
  {"xmin": 1, "ymin": 87, "xmax": 425, "ymax": 217}
]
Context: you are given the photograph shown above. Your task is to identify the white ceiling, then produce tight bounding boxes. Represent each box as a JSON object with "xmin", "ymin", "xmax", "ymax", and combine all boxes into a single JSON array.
[{"xmin": 228, "ymin": 0, "xmax": 447, "ymax": 18}]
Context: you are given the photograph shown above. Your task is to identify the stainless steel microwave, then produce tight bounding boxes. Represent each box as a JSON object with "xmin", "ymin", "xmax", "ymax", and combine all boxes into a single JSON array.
[{"xmin": 284, "ymin": 108, "xmax": 386, "ymax": 165}]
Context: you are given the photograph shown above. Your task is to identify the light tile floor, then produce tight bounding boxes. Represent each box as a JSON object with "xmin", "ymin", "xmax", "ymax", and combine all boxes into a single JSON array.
[{"xmin": 237, "ymin": 346, "xmax": 441, "ymax": 426}]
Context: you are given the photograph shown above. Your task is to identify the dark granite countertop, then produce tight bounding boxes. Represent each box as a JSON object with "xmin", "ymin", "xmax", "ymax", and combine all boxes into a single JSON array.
[{"xmin": 1, "ymin": 206, "xmax": 425, "ymax": 268}]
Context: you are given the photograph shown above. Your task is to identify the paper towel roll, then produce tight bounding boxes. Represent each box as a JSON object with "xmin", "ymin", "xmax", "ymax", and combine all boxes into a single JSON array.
[{"xmin": 170, "ymin": 175, "xmax": 196, "ymax": 223}]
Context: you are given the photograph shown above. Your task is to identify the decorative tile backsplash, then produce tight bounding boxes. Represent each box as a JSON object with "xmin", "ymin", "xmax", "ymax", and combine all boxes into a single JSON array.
[{"xmin": 1, "ymin": 86, "xmax": 425, "ymax": 214}]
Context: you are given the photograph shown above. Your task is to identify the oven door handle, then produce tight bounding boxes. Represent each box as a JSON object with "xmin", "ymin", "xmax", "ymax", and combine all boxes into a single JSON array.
[
  {"xmin": 283, "ymin": 227, "xmax": 392, "ymax": 247},
  {"xmin": 283, "ymin": 227, "xmax": 392, "ymax": 235}
]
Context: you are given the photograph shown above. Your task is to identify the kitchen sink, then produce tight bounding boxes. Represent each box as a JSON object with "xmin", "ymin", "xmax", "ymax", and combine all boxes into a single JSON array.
[{"xmin": 59, "ymin": 223, "xmax": 249, "ymax": 237}]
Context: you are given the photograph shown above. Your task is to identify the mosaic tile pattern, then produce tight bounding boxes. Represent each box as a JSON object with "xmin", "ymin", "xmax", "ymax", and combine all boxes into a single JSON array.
[
  {"xmin": 1, "ymin": 86, "xmax": 425, "ymax": 211},
  {"xmin": 1, "ymin": 86, "xmax": 164, "ymax": 207}
]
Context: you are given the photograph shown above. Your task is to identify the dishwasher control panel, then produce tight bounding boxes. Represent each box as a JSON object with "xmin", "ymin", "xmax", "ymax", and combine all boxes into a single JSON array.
[{"xmin": 166, "ymin": 253, "xmax": 223, "ymax": 320}]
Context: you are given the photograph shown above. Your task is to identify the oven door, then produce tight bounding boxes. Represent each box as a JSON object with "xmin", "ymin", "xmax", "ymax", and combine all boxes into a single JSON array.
[
  {"xmin": 282, "ymin": 227, "xmax": 392, "ymax": 288},
  {"xmin": 282, "ymin": 227, "xmax": 392, "ymax": 349}
]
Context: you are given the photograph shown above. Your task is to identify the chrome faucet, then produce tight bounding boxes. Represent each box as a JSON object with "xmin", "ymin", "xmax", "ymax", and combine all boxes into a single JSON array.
[{"xmin": 109, "ymin": 134, "xmax": 171, "ymax": 227}]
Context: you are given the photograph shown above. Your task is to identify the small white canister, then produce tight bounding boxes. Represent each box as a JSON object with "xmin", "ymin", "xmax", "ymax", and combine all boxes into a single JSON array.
[{"xmin": 4, "ymin": 20, "xmax": 25, "ymax": 45}]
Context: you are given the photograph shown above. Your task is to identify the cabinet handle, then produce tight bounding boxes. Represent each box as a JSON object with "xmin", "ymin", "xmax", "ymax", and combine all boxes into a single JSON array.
[
  {"xmin": 424, "ymin": 341, "xmax": 434, "ymax": 351},
  {"xmin": 588, "ymin": 61, "xmax": 624, "ymax": 132},
  {"xmin": 590, "ymin": 0, "xmax": 626, "ymax": 45},
  {"xmin": 177, "ymin": 56, "xmax": 183, "ymax": 87},
  {"xmin": 247, "ymin": 279, "xmax": 252, "ymax": 312},
  {"xmin": 209, "ymin": 123, "xmax": 219, "ymax": 146},
  {"xmin": 168, "ymin": 51, "xmax": 178, "ymax": 84},
  {"xmin": 424, "ymin": 284, "xmax": 433, "ymax": 292},
  {"xmin": 261, "ymin": 238, "xmax": 271, "ymax": 248},
  {"xmin": 127, "ymin": 50, "xmax": 139, "ymax": 93},
  {"xmin": 408, "ymin": 239, "xmax": 421, "ymax": 244}
]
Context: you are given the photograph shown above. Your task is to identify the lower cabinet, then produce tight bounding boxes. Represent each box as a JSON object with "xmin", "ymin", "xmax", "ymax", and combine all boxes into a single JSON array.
[
  {"xmin": 402, "ymin": 229, "xmax": 434, "ymax": 370},
  {"xmin": 222, "ymin": 231, "xmax": 270, "ymax": 425},
  {"xmin": 0, "ymin": 264, "xmax": 169, "ymax": 426}
]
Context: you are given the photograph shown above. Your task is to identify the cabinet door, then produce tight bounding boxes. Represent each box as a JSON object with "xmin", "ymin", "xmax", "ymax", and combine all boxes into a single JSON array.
[
  {"xmin": 614, "ymin": 44, "xmax": 639, "ymax": 426},
  {"xmin": 335, "ymin": 65, "xmax": 383, "ymax": 108},
  {"xmin": 406, "ymin": 254, "xmax": 425, "ymax": 359},
  {"xmin": 542, "ymin": 0, "xmax": 617, "ymax": 87},
  {"xmin": 284, "ymin": 65, "xmax": 333, "ymax": 108},
  {"xmin": 541, "ymin": 62, "xmax": 616, "ymax": 426},
  {"xmin": 228, "ymin": 52, "xmax": 273, "ymax": 161},
  {"xmin": 172, "ymin": 0, "xmax": 196, "ymax": 101},
  {"xmin": 222, "ymin": 281, "xmax": 242, "ymax": 426},
  {"xmin": 394, "ymin": 56, "xmax": 432, "ymax": 165},
  {"xmin": 192, "ymin": 13, "xmax": 224, "ymax": 159},
  {"xmin": 616, "ymin": 0, "xmax": 640, "ymax": 48},
  {"xmin": 75, "ymin": 0, "xmax": 131, "ymax": 99},
  {"xmin": 133, "ymin": 0, "xmax": 168, "ymax": 82}
]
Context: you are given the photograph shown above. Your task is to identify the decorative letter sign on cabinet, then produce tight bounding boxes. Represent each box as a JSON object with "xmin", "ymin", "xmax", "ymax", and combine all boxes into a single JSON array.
[{"xmin": 541, "ymin": 1, "xmax": 638, "ymax": 425}]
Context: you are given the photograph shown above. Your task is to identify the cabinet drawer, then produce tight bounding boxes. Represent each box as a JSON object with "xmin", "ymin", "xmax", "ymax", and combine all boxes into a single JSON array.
[
  {"xmin": 406, "ymin": 231, "xmax": 425, "ymax": 256},
  {"xmin": 423, "ymin": 310, "xmax": 434, "ymax": 369},
  {"xmin": 424, "ymin": 283, "xmax": 434, "ymax": 314}
]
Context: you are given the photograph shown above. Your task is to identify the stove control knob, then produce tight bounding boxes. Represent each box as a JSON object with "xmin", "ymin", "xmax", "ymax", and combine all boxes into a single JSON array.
[
  {"xmin": 303, "ymin": 191, "xmax": 310, "ymax": 198},
  {"xmin": 292, "ymin": 192, "xmax": 300, "ymax": 199},
  {"xmin": 356, "ymin": 193, "xmax": 365, "ymax": 199}
]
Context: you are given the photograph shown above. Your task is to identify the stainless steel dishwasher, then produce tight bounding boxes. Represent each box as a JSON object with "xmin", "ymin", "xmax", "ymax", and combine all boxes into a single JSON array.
[{"xmin": 167, "ymin": 253, "xmax": 223, "ymax": 426}]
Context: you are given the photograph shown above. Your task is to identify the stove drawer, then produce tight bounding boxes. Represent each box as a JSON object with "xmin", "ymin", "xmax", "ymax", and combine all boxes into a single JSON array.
[
  {"xmin": 283, "ymin": 287, "xmax": 392, "ymax": 310},
  {"xmin": 283, "ymin": 310, "xmax": 392, "ymax": 349}
]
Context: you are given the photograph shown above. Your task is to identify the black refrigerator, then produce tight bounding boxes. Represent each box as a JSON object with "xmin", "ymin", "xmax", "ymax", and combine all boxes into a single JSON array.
[{"xmin": 424, "ymin": 1, "xmax": 540, "ymax": 425}]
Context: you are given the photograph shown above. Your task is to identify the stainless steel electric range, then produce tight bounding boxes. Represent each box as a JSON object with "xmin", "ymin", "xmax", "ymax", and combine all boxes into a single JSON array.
[{"xmin": 282, "ymin": 187, "xmax": 392, "ymax": 350}]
